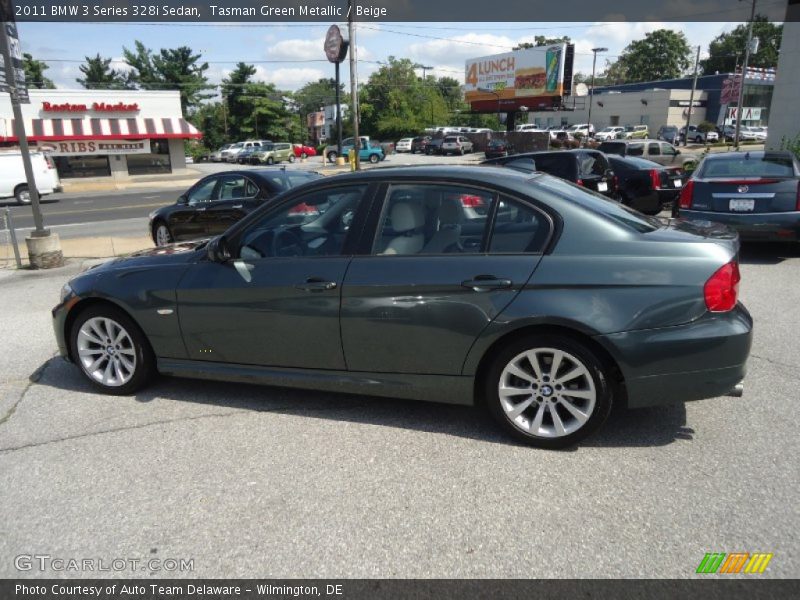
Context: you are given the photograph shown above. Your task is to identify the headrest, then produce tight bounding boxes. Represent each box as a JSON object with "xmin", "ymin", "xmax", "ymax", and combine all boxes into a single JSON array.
[
  {"xmin": 390, "ymin": 201, "xmax": 424, "ymax": 233},
  {"xmin": 439, "ymin": 198, "xmax": 464, "ymax": 225}
]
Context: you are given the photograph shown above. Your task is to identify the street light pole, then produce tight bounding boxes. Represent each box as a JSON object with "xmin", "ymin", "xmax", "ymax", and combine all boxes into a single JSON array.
[
  {"xmin": 587, "ymin": 47, "xmax": 607, "ymax": 147},
  {"xmin": 347, "ymin": 0, "xmax": 361, "ymax": 170},
  {"xmin": 684, "ymin": 45, "xmax": 701, "ymax": 147},
  {"xmin": 734, "ymin": 0, "xmax": 757, "ymax": 151}
]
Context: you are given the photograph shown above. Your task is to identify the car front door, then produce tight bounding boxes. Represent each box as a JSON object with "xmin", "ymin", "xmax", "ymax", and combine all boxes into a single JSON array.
[
  {"xmin": 202, "ymin": 175, "xmax": 262, "ymax": 236},
  {"xmin": 176, "ymin": 183, "xmax": 374, "ymax": 369},
  {"xmin": 340, "ymin": 183, "xmax": 551, "ymax": 375},
  {"xmin": 168, "ymin": 176, "xmax": 220, "ymax": 240},
  {"xmin": 659, "ymin": 143, "xmax": 683, "ymax": 167}
]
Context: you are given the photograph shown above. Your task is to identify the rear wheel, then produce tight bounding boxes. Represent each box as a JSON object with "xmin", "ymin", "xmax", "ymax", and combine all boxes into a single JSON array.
[
  {"xmin": 301, "ymin": 152, "xmax": 308, "ymax": 159},
  {"xmin": 69, "ymin": 305, "xmax": 155, "ymax": 395},
  {"xmin": 14, "ymin": 184, "xmax": 30, "ymax": 205},
  {"xmin": 484, "ymin": 335, "xmax": 612, "ymax": 448},
  {"xmin": 266, "ymin": 156, "xmax": 274, "ymax": 165},
  {"xmin": 288, "ymin": 155, "xmax": 295, "ymax": 163},
  {"xmin": 369, "ymin": 153, "xmax": 380, "ymax": 164}
]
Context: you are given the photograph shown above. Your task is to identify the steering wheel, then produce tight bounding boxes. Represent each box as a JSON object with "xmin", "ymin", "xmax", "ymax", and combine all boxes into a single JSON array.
[{"xmin": 271, "ymin": 227, "xmax": 305, "ymax": 257}]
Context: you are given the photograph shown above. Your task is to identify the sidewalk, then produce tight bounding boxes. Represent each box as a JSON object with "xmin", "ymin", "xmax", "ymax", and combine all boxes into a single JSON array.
[
  {"xmin": 1, "ymin": 235, "xmax": 152, "ymax": 267},
  {"xmin": 60, "ymin": 168, "xmax": 205, "ymax": 194}
]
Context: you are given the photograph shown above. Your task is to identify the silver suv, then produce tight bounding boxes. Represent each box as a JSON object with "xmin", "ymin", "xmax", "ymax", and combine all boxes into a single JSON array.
[{"xmin": 441, "ymin": 136, "xmax": 474, "ymax": 155}]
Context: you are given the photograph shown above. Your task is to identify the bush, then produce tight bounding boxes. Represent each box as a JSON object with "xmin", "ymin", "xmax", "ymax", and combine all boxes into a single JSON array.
[
  {"xmin": 780, "ymin": 133, "xmax": 800, "ymax": 160},
  {"xmin": 697, "ymin": 121, "xmax": 716, "ymax": 134},
  {"xmin": 550, "ymin": 140, "xmax": 563, "ymax": 149}
]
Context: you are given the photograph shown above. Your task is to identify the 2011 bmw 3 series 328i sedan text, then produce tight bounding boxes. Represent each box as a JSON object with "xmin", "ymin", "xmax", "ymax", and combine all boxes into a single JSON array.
[{"xmin": 53, "ymin": 166, "xmax": 752, "ymax": 448}]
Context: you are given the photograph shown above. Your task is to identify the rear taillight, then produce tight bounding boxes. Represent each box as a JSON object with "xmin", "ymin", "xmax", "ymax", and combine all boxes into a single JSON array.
[
  {"xmin": 576, "ymin": 179, "xmax": 584, "ymax": 187},
  {"xmin": 460, "ymin": 194, "xmax": 485, "ymax": 208},
  {"xmin": 704, "ymin": 260, "xmax": 740, "ymax": 312},
  {"xmin": 649, "ymin": 169, "xmax": 661, "ymax": 190},
  {"xmin": 679, "ymin": 179, "xmax": 695, "ymax": 209}
]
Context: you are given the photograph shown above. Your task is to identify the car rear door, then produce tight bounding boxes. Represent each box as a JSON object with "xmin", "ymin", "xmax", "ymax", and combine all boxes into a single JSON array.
[{"xmin": 340, "ymin": 182, "xmax": 551, "ymax": 375}]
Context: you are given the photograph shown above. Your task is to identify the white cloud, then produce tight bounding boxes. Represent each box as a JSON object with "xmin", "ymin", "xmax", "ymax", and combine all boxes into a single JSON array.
[{"xmin": 255, "ymin": 66, "xmax": 327, "ymax": 90}]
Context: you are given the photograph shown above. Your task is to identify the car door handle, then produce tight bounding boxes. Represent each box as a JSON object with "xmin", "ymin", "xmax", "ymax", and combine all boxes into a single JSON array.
[
  {"xmin": 461, "ymin": 275, "xmax": 513, "ymax": 291},
  {"xmin": 296, "ymin": 278, "xmax": 337, "ymax": 292},
  {"xmin": 195, "ymin": 207, "xmax": 206, "ymax": 212},
  {"xmin": 232, "ymin": 204, "xmax": 243, "ymax": 209}
]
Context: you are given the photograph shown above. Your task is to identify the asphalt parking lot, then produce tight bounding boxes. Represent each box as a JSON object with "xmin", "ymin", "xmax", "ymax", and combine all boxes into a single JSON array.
[{"xmin": 0, "ymin": 241, "xmax": 798, "ymax": 579}]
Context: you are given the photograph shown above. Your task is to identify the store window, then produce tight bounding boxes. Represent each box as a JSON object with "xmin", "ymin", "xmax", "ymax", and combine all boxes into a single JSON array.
[
  {"xmin": 53, "ymin": 155, "xmax": 111, "ymax": 178},
  {"xmin": 127, "ymin": 140, "xmax": 172, "ymax": 175}
]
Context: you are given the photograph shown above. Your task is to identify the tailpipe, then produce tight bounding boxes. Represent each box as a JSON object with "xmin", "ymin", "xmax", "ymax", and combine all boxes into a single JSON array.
[{"xmin": 727, "ymin": 381, "xmax": 744, "ymax": 398}]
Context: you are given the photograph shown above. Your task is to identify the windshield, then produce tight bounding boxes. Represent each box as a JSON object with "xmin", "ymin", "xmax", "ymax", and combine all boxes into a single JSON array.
[
  {"xmin": 697, "ymin": 154, "xmax": 797, "ymax": 178},
  {"xmin": 532, "ymin": 174, "xmax": 660, "ymax": 233}
]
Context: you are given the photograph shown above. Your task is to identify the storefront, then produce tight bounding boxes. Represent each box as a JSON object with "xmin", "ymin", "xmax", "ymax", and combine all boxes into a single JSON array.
[{"xmin": 0, "ymin": 89, "xmax": 201, "ymax": 180}]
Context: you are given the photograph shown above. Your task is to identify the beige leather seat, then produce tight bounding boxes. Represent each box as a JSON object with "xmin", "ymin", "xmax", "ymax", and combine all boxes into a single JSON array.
[
  {"xmin": 423, "ymin": 198, "xmax": 463, "ymax": 254},
  {"xmin": 381, "ymin": 201, "xmax": 425, "ymax": 255}
]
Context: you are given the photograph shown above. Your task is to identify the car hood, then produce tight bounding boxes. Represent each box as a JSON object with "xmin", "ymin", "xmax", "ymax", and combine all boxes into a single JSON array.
[{"xmin": 86, "ymin": 239, "xmax": 207, "ymax": 273}]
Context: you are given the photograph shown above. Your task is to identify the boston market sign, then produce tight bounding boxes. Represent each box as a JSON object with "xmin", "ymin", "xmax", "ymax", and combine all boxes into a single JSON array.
[{"xmin": 41, "ymin": 101, "xmax": 140, "ymax": 113}]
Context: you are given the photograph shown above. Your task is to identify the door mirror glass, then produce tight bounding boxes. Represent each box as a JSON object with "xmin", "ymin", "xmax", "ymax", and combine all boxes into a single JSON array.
[{"xmin": 177, "ymin": 194, "xmax": 188, "ymax": 205}]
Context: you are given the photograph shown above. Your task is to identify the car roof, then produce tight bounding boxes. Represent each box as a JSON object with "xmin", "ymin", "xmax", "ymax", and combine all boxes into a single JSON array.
[
  {"xmin": 702, "ymin": 150, "xmax": 793, "ymax": 161},
  {"xmin": 320, "ymin": 165, "xmax": 534, "ymax": 185}
]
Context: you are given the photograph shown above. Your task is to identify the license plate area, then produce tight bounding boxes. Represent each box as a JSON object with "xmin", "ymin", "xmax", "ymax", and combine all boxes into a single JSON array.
[
  {"xmin": 673, "ymin": 179, "xmax": 683, "ymax": 188},
  {"xmin": 597, "ymin": 181, "xmax": 608, "ymax": 192},
  {"xmin": 729, "ymin": 199, "xmax": 755, "ymax": 212}
]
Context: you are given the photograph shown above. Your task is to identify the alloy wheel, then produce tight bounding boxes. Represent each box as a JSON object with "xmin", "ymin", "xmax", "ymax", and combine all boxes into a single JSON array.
[
  {"xmin": 498, "ymin": 347, "xmax": 596, "ymax": 438},
  {"xmin": 76, "ymin": 317, "xmax": 137, "ymax": 387},
  {"xmin": 155, "ymin": 224, "xmax": 172, "ymax": 246}
]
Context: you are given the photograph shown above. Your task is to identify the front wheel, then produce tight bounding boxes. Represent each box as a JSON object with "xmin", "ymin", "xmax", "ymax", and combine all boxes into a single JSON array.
[
  {"xmin": 153, "ymin": 221, "xmax": 173, "ymax": 246},
  {"xmin": 266, "ymin": 156, "xmax": 274, "ymax": 165},
  {"xmin": 14, "ymin": 184, "xmax": 30, "ymax": 205},
  {"xmin": 369, "ymin": 153, "xmax": 380, "ymax": 164},
  {"xmin": 288, "ymin": 155, "xmax": 295, "ymax": 163},
  {"xmin": 484, "ymin": 335, "xmax": 612, "ymax": 448},
  {"xmin": 70, "ymin": 305, "xmax": 156, "ymax": 395}
]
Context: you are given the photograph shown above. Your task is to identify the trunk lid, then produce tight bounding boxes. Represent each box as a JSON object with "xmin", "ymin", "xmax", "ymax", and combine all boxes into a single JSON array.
[{"xmin": 690, "ymin": 177, "xmax": 798, "ymax": 213}]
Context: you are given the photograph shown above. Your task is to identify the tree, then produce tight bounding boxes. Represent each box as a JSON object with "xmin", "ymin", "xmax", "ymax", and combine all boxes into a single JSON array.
[
  {"xmin": 514, "ymin": 36, "xmax": 571, "ymax": 50},
  {"xmin": 123, "ymin": 41, "xmax": 213, "ymax": 112},
  {"xmin": 701, "ymin": 17, "xmax": 782, "ymax": 74},
  {"xmin": 608, "ymin": 29, "xmax": 692, "ymax": 83},
  {"xmin": 22, "ymin": 53, "xmax": 55, "ymax": 89},
  {"xmin": 76, "ymin": 54, "xmax": 132, "ymax": 89},
  {"xmin": 293, "ymin": 78, "xmax": 346, "ymax": 117}
]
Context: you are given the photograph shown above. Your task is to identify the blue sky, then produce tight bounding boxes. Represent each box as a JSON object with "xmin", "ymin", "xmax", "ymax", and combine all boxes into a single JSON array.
[{"xmin": 18, "ymin": 21, "xmax": 746, "ymax": 95}]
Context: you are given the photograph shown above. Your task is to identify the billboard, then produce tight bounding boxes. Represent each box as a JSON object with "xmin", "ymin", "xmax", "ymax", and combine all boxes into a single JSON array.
[{"xmin": 465, "ymin": 45, "xmax": 570, "ymax": 112}]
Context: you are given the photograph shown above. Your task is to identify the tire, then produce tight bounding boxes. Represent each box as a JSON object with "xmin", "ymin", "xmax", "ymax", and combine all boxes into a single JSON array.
[
  {"xmin": 301, "ymin": 152, "xmax": 308, "ymax": 159},
  {"xmin": 288, "ymin": 155, "xmax": 295, "ymax": 163},
  {"xmin": 484, "ymin": 334, "xmax": 612, "ymax": 448},
  {"xmin": 153, "ymin": 221, "xmax": 173, "ymax": 246},
  {"xmin": 327, "ymin": 151, "xmax": 338, "ymax": 163},
  {"xmin": 69, "ymin": 304, "xmax": 156, "ymax": 395},
  {"xmin": 14, "ymin": 184, "xmax": 30, "ymax": 205},
  {"xmin": 266, "ymin": 156, "xmax": 274, "ymax": 165},
  {"xmin": 695, "ymin": 135, "xmax": 703, "ymax": 143},
  {"xmin": 369, "ymin": 153, "xmax": 380, "ymax": 164}
]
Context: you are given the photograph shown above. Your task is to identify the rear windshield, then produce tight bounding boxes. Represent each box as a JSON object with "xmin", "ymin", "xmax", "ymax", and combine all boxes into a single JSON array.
[
  {"xmin": 532, "ymin": 174, "xmax": 660, "ymax": 233},
  {"xmin": 697, "ymin": 155, "xmax": 797, "ymax": 178},
  {"xmin": 597, "ymin": 142, "xmax": 626, "ymax": 156},
  {"xmin": 578, "ymin": 152, "xmax": 608, "ymax": 177},
  {"xmin": 444, "ymin": 136, "xmax": 457, "ymax": 142},
  {"xmin": 529, "ymin": 154, "xmax": 577, "ymax": 180}
]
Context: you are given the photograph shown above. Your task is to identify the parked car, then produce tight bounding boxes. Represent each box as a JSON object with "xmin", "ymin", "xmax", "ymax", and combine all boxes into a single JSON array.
[
  {"xmin": 411, "ymin": 136, "xmax": 431, "ymax": 154},
  {"xmin": 606, "ymin": 155, "xmax": 685, "ymax": 215},
  {"xmin": 293, "ymin": 144, "xmax": 317, "ymax": 159},
  {"xmin": 347, "ymin": 140, "xmax": 385, "ymax": 164},
  {"xmin": 226, "ymin": 140, "xmax": 272, "ymax": 163},
  {"xmin": 485, "ymin": 139, "xmax": 515, "ymax": 159},
  {"xmin": 594, "ymin": 127, "xmax": 626, "ymax": 142},
  {"xmin": 677, "ymin": 151, "xmax": 800, "ymax": 242},
  {"xmin": 324, "ymin": 136, "xmax": 369, "ymax": 163},
  {"xmin": 396, "ymin": 138, "xmax": 413, "ymax": 153},
  {"xmin": 623, "ymin": 125, "xmax": 649, "ymax": 139},
  {"xmin": 739, "ymin": 126, "xmax": 767, "ymax": 142},
  {"xmin": 251, "ymin": 143, "xmax": 295, "ymax": 165},
  {"xmin": 441, "ymin": 136, "xmax": 474, "ymax": 155},
  {"xmin": 680, "ymin": 125, "xmax": 717, "ymax": 144},
  {"xmin": 425, "ymin": 137, "xmax": 445, "ymax": 155},
  {"xmin": 236, "ymin": 146, "xmax": 261, "ymax": 165},
  {"xmin": 209, "ymin": 144, "xmax": 233, "ymax": 162},
  {"xmin": 597, "ymin": 139, "xmax": 700, "ymax": 170},
  {"xmin": 482, "ymin": 150, "xmax": 618, "ymax": 199},
  {"xmin": 516, "ymin": 124, "xmax": 549, "ymax": 133},
  {"xmin": 656, "ymin": 126, "xmax": 680, "ymax": 144},
  {"xmin": 148, "ymin": 169, "xmax": 322, "ymax": 246},
  {"xmin": 567, "ymin": 123, "xmax": 595, "ymax": 137},
  {"xmin": 0, "ymin": 152, "xmax": 61, "ymax": 205},
  {"xmin": 56, "ymin": 165, "xmax": 752, "ymax": 448}
]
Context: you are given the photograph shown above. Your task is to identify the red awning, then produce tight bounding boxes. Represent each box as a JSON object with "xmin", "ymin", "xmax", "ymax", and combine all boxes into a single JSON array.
[{"xmin": 0, "ymin": 116, "xmax": 202, "ymax": 142}]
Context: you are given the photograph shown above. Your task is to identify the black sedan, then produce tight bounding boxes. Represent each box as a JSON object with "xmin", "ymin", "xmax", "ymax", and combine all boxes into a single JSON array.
[
  {"xmin": 149, "ymin": 169, "xmax": 322, "ymax": 246},
  {"xmin": 482, "ymin": 150, "xmax": 619, "ymax": 199},
  {"xmin": 56, "ymin": 166, "xmax": 751, "ymax": 448},
  {"xmin": 411, "ymin": 136, "xmax": 431, "ymax": 153},
  {"xmin": 606, "ymin": 155, "xmax": 686, "ymax": 215},
  {"xmin": 425, "ymin": 138, "xmax": 444, "ymax": 155},
  {"xmin": 678, "ymin": 151, "xmax": 800, "ymax": 241}
]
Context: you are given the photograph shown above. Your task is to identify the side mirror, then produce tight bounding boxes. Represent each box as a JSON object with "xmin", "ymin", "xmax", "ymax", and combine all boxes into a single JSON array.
[
  {"xmin": 207, "ymin": 236, "xmax": 232, "ymax": 263},
  {"xmin": 675, "ymin": 149, "xmax": 681, "ymax": 155},
  {"xmin": 177, "ymin": 194, "xmax": 188, "ymax": 205}
]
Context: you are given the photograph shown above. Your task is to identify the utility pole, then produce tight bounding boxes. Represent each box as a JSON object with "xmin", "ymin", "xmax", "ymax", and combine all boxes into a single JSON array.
[
  {"xmin": 0, "ymin": 18, "xmax": 61, "ymax": 268},
  {"xmin": 348, "ymin": 0, "xmax": 360, "ymax": 170},
  {"xmin": 587, "ymin": 47, "xmax": 607, "ymax": 147},
  {"xmin": 684, "ymin": 45, "xmax": 701, "ymax": 147},
  {"xmin": 734, "ymin": 0, "xmax": 757, "ymax": 151}
]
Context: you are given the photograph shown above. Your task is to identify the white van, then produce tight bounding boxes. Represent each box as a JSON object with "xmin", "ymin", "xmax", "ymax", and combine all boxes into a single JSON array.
[{"xmin": 0, "ymin": 152, "xmax": 61, "ymax": 205}]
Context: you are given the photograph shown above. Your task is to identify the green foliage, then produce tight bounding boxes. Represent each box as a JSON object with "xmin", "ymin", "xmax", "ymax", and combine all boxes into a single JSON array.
[
  {"xmin": 292, "ymin": 78, "xmax": 347, "ymax": 117},
  {"xmin": 697, "ymin": 121, "xmax": 716, "ymax": 133},
  {"xmin": 702, "ymin": 17, "xmax": 782, "ymax": 75},
  {"xmin": 780, "ymin": 134, "xmax": 800, "ymax": 161},
  {"xmin": 123, "ymin": 41, "xmax": 213, "ymax": 112},
  {"xmin": 22, "ymin": 53, "xmax": 55, "ymax": 89},
  {"xmin": 76, "ymin": 54, "xmax": 132, "ymax": 89},
  {"xmin": 608, "ymin": 29, "xmax": 692, "ymax": 83},
  {"xmin": 514, "ymin": 36, "xmax": 571, "ymax": 50}
]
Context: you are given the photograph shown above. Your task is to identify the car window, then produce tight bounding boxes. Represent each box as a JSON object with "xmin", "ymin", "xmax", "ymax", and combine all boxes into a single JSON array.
[
  {"xmin": 372, "ymin": 184, "xmax": 496, "ymax": 256},
  {"xmin": 489, "ymin": 197, "xmax": 550, "ymax": 254},
  {"xmin": 597, "ymin": 142, "xmax": 626, "ymax": 156},
  {"xmin": 627, "ymin": 143, "xmax": 644, "ymax": 157},
  {"xmin": 239, "ymin": 185, "xmax": 368, "ymax": 260},
  {"xmin": 217, "ymin": 175, "xmax": 259, "ymax": 200},
  {"xmin": 661, "ymin": 143, "xmax": 677, "ymax": 156},
  {"xmin": 187, "ymin": 178, "xmax": 218, "ymax": 205},
  {"xmin": 529, "ymin": 154, "xmax": 577, "ymax": 180},
  {"xmin": 648, "ymin": 143, "xmax": 661, "ymax": 156},
  {"xmin": 698, "ymin": 155, "xmax": 797, "ymax": 178}
]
